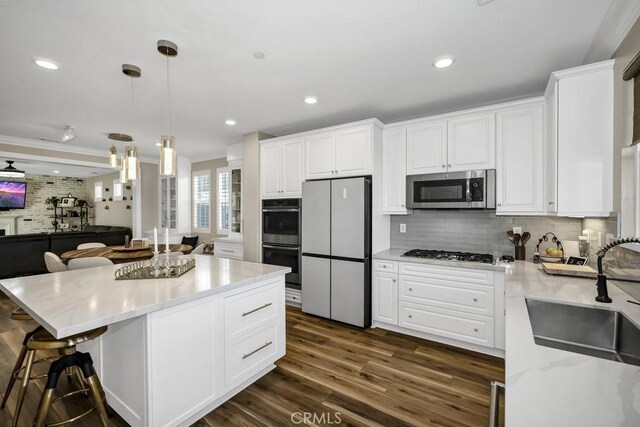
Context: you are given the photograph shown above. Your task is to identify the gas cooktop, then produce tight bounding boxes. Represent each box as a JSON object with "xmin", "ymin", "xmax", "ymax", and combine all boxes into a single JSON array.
[{"xmin": 402, "ymin": 249, "xmax": 495, "ymax": 264}]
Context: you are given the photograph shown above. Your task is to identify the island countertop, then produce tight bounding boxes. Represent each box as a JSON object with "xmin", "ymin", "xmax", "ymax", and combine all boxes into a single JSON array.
[
  {"xmin": 0, "ymin": 255, "xmax": 290, "ymax": 339},
  {"xmin": 506, "ymin": 261, "xmax": 640, "ymax": 427}
]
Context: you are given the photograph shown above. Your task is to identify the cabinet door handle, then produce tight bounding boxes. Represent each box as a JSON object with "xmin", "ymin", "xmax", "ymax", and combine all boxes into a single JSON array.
[
  {"xmin": 242, "ymin": 302, "xmax": 273, "ymax": 317},
  {"xmin": 473, "ymin": 328, "xmax": 479, "ymax": 332},
  {"xmin": 408, "ymin": 314, "xmax": 413, "ymax": 319},
  {"xmin": 497, "ymin": 203, "xmax": 502, "ymax": 207},
  {"xmin": 548, "ymin": 201, "xmax": 554, "ymax": 205},
  {"xmin": 442, "ymin": 164, "xmax": 446, "ymax": 168},
  {"xmin": 473, "ymin": 297, "xmax": 478, "ymax": 302},
  {"xmin": 242, "ymin": 341, "xmax": 273, "ymax": 359},
  {"xmin": 401, "ymin": 204, "xmax": 405, "ymax": 208},
  {"xmin": 447, "ymin": 164, "xmax": 451, "ymax": 167},
  {"xmin": 409, "ymin": 288, "xmax": 413, "ymax": 292},
  {"xmin": 392, "ymin": 279, "xmax": 397, "ymax": 283}
]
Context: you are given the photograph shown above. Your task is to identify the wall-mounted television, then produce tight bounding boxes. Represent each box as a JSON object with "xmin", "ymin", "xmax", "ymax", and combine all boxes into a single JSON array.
[{"xmin": 0, "ymin": 181, "xmax": 27, "ymax": 209}]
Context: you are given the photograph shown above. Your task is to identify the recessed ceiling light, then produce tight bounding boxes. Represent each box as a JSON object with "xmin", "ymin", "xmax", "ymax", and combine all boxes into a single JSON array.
[
  {"xmin": 304, "ymin": 96, "xmax": 318, "ymax": 105},
  {"xmin": 225, "ymin": 119, "xmax": 236, "ymax": 126},
  {"xmin": 253, "ymin": 51, "xmax": 265, "ymax": 60},
  {"xmin": 433, "ymin": 56, "xmax": 455, "ymax": 69},
  {"xmin": 53, "ymin": 170, "xmax": 60, "ymax": 174},
  {"xmin": 33, "ymin": 57, "xmax": 59, "ymax": 70}
]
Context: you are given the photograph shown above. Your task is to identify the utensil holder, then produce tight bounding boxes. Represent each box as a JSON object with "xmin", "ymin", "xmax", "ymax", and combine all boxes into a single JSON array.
[{"xmin": 515, "ymin": 246, "xmax": 526, "ymax": 261}]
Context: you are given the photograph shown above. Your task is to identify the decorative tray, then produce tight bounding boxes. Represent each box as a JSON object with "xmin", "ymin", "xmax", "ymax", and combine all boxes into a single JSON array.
[
  {"xmin": 115, "ymin": 257, "xmax": 195, "ymax": 280},
  {"xmin": 111, "ymin": 246, "xmax": 152, "ymax": 252}
]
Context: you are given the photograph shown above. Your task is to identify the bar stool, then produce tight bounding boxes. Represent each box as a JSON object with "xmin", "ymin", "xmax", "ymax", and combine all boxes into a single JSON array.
[
  {"xmin": 12, "ymin": 326, "xmax": 109, "ymax": 427},
  {"xmin": 33, "ymin": 352, "xmax": 108, "ymax": 427},
  {"xmin": 2, "ymin": 309, "xmax": 57, "ymax": 410}
]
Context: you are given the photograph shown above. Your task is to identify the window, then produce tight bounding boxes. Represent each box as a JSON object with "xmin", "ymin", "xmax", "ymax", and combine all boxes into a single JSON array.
[
  {"xmin": 193, "ymin": 171, "xmax": 211, "ymax": 232},
  {"xmin": 94, "ymin": 182, "xmax": 103, "ymax": 202},
  {"xmin": 112, "ymin": 179, "xmax": 123, "ymax": 202},
  {"xmin": 217, "ymin": 167, "xmax": 229, "ymax": 234}
]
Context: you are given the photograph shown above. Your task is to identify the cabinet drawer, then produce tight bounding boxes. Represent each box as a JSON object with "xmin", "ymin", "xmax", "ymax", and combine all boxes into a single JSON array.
[
  {"xmin": 215, "ymin": 243, "xmax": 243, "ymax": 260},
  {"xmin": 399, "ymin": 275, "xmax": 494, "ymax": 316},
  {"xmin": 225, "ymin": 322, "xmax": 278, "ymax": 388},
  {"xmin": 399, "ymin": 262, "xmax": 494, "ymax": 285},
  {"xmin": 373, "ymin": 260, "xmax": 398, "ymax": 273},
  {"xmin": 399, "ymin": 302, "xmax": 494, "ymax": 348},
  {"xmin": 224, "ymin": 283, "xmax": 278, "ymax": 341}
]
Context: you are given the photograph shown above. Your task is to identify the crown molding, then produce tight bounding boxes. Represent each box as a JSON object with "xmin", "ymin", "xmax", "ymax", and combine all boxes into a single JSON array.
[
  {"xmin": 0, "ymin": 135, "xmax": 158, "ymax": 164},
  {"xmin": 584, "ymin": 0, "xmax": 640, "ymax": 63},
  {"xmin": 188, "ymin": 150, "xmax": 228, "ymax": 163}
]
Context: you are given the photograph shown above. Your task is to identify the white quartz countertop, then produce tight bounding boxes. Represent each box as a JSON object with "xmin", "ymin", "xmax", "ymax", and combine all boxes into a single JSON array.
[
  {"xmin": 0, "ymin": 255, "xmax": 289, "ymax": 339},
  {"xmin": 373, "ymin": 249, "xmax": 507, "ymax": 272},
  {"xmin": 505, "ymin": 261, "xmax": 640, "ymax": 426}
]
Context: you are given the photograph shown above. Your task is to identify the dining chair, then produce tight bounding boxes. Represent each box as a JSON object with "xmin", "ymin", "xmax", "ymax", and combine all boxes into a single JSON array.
[
  {"xmin": 68, "ymin": 257, "xmax": 114, "ymax": 270},
  {"xmin": 181, "ymin": 236, "xmax": 199, "ymax": 247},
  {"xmin": 44, "ymin": 252, "xmax": 68, "ymax": 273},
  {"xmin": 77, "ymin": 242, "xmax": 107, "ymax": 250},
  {"xmin": 191, "ymin": 244, "xmax": 205, "ymax": 255}
]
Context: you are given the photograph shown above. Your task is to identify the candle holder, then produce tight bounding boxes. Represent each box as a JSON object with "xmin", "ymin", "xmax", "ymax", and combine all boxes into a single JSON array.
[
  {"xmin": 152, "ymin": 251, "xmax": 161, "ymax": 277},
  {"xmin": 164, "ymin": 249, "xmax": 172, "ymax": 277}
]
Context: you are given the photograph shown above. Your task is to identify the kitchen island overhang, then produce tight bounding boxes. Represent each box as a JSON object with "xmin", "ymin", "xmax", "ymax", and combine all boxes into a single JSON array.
[{"xmin": 0, "ymin": 255, "xmax": 290, "ymax": 427}]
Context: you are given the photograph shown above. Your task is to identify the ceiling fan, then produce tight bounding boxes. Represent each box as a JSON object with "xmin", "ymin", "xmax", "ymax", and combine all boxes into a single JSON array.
[{"xmin": 39, "ymin": 125, "xmax": 75, "ymax": 143}]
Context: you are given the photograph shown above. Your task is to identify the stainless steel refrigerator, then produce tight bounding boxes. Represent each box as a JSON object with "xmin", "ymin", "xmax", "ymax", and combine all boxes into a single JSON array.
[{"xmin": 301, "ymin": 177, "xmax": 371, "ymax": 327}]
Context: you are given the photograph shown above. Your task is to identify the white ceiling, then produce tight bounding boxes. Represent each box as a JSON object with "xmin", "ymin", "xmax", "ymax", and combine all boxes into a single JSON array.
[
  {"xmin": 0, "ymin": 157, "xmax": 113, "ymax": 178},
  {"xmin": 0, "ymin": 0, "xmax": 631, "ymax": 159}
]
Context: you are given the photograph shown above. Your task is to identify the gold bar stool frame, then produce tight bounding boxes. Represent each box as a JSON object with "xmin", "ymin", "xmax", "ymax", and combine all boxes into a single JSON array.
[{"xmin": 11, "ymin": 326, "xmax": 109, "ymax": 427}]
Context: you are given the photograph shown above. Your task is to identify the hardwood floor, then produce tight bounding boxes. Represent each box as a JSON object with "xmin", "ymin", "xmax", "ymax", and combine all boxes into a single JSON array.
[{"xmin": 0, "ymin": 295, "xmax": 504, "ymax": 426}]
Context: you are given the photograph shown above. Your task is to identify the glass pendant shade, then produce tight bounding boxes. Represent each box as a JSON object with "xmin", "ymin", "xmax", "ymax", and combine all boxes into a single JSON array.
[
  {"xmin": 119, "ymin": 154, "xmax": 128, "ymax": 184},
  {"xmin": 108, "ymin": 146, "xmax": 118, "ymax": 168},
  {"xmin": 159, "ymin": 135, "xmax": 176, "ymax": 176},
  {"xmin": 125, "ymin": 146, "xmax": 139, "ymax": 181}
]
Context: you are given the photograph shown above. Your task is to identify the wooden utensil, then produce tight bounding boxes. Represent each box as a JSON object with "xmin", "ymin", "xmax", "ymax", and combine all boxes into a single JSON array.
[
  {"xmin": 513, "ymin": 233, "xmax": 521, "ymax": 246},
  {"xmin": 521, "ymin": 232, "xmax": 531, "ymax": 246},
  {"xmin": 507, "ymin": 230, "xmax": 515, "ymax": 244}
]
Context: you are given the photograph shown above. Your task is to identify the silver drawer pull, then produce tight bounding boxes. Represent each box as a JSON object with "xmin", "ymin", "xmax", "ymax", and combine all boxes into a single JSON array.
[
  {"xmin": 242, "ymin": 302, "xmax": 272, "ymax": 317},
  {"xmin": 408, "ymin": 314, "xmax": 413, "ymax": 319},
  {"xmin": 474, "ymin": 328, "xmax": 479, "ymax": 332},
  {"xmin": 409, "ymin": 288, "xmax": 413, "ymax": 292},
  {"xmin": 242, "ymin": 341, "xmax": 273, "ymax": 359},
  {"xmin": 221, "ymin": 249, "xmax": 234, "ymax": 253},
  {"xmin": 473, "ymin": 297, "xmax": 478, "ymax": 302}
]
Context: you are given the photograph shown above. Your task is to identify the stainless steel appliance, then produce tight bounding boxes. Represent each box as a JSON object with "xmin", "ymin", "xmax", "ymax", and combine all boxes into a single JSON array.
[
  {"xmin": 406, "ymin": 169, "xmax": 496, "ymax": 209},
  {"xmin": 261, "ymin": 199, "xmax": 301, "ymax": 287},
  {"xmin": 262, "ymin": 199, "xmax": 301, "ymax": 245},
  {"xmin": 301, "ymin": 177, "xmax": 371, "ymax": 328}
]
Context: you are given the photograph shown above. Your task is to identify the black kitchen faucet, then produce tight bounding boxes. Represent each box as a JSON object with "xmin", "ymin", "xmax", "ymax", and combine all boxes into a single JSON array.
[{"xmin": 595, "ymin": 238, "xmax": 640, "ymax": 303}]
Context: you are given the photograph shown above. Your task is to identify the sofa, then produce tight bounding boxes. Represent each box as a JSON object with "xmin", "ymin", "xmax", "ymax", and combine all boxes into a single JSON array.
[{"xmin": 0, "ymin": 226, "xmax": 131, "ymax": 279}]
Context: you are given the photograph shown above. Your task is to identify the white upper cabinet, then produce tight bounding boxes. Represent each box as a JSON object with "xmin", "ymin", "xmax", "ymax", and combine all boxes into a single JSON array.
[
  {"xmin": 382, "ymin": 128, "xmax": 408, "ymax": 214},
  {"xmin": 304, "ymin": 124, "xmax": 373, "ymax": 180},
  {"xmin": 334, "ymin": 126, "xmax": 372, "ymax": 176},
  {"xmin": 549, "ymin": 60, "xmax": 614, "ymax": 217},
  {"xmin": 406, "ymin": 121, "xmax": 447, "ymax": 175},
  {"xmin": 281, "ymin": 139, "xmax": 303, "ymax": 196},
  {"xmin": 495, "ymin": 103, "xmax": 545, "ymax": 214},
  {"xmin": 545, "ymin": 82, "xmax": 559, "ymax": 213},
  {"xmin": 260, "ymin": 139, "xmax": 303, "ymax": 199},
  {"xmin": 447, "ymin": 113, "xmax": 496, "ymax": 172},
  {"xmin": 260, "ymin": 143, "xmax": 281, "ymax": 198},
  {"xmin": 305, "ymin": 132, "xmax": 335, "ymax": 179}
]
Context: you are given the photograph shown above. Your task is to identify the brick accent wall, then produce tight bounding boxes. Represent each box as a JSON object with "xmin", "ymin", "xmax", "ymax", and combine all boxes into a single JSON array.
[{"xmin": 0, "ymin": 174, "xmax": 88, "ymax": 234}]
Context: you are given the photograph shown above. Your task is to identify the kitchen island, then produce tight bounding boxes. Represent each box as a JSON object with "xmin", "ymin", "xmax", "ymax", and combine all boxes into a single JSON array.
[
  {"xmin": 0, "ymin": 255, "xmax": 290, "ymax": 427},
  {"xmin": 506, "ymin": 261, "xmax": 640, "ymax": 426}
]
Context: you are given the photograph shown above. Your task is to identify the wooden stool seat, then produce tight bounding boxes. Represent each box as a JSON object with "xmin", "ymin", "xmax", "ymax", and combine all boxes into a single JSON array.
[
  {"xmin": 27, "ymin": 326, "xmax": 108, "ymax": 351},
  {"xmin": 10, "ymin": 307, "xmax": 32, "ymax": 322}
]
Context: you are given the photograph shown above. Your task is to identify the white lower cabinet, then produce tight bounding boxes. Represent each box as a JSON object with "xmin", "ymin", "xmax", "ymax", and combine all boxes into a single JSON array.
[
  {"xmin": 373, "ymin": 259, "xmax": 505, "ymax": 355},
  {"xmin": 214, "ymin": 238, "xmax": 244, "ymax": 260},
  {"xmin": 372, "ymin": 271, "xmax": 398, "ymax": 324}
]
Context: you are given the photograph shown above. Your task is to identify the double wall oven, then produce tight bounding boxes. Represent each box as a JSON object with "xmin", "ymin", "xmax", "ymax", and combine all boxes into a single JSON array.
[{"xmin": 261, "ymin": 199, "xmax": 301, "ymax": 288}]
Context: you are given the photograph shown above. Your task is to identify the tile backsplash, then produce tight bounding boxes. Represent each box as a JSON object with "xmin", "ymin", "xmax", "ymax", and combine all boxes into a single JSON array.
[{"xmin": 390, "ymin": 210, "xmax": 583, "ymax": 259}]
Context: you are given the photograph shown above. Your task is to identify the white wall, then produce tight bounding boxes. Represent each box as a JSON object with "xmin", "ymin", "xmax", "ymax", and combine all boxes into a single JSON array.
[{"xmin": 85, "ymin": 172, "xmax": 133, "ymax": 228}]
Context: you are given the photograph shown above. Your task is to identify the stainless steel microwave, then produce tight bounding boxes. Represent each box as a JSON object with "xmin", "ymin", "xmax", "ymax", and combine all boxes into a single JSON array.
[{"xmin": 406, "ymin": 169, "xmax": 496, "ymax": 209}]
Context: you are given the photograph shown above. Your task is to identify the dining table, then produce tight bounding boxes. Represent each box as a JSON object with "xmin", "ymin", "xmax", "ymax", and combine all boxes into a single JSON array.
[{"xmin": 60, "ymin": 244, "xmax": 193, "ymax": 264}]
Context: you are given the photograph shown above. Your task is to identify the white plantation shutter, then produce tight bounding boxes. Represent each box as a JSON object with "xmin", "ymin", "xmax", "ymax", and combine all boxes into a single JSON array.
[
  {"xmin": 217, "ymin": 168, "xmax": 229, "ymax": 234},
  {"xmin": 192, "ymin": 171, "xmax": 211, "ymax": 231},
  {"xmin": 113, "ymin": 180, "xmax": 123, "ymax": 201}
]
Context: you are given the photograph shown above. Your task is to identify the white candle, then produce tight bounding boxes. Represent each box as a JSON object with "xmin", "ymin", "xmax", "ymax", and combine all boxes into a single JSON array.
[
  {"xmin": 165, "ymin": 228, "xmax": 170, "ymax": 252},
  {"xmin": 153, "ymin": 227, "xmax": 158, "ymax": 253}
]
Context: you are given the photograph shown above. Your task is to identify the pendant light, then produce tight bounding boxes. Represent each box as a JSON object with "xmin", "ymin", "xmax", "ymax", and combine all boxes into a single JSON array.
[
  {"xmin": 107, "ymin": 132, "xmax": 132, "ymax": 170},
  {"xmin": 119, "ymin": 153, "xmax": 128, "ymax": 184},
  {"xmin": 108, "ymin": 146, "xmax": 118, "ymax": 167},
  {"xmin": 122, "ymin": 64, "xmax": 142, "ymax": 181},
  {"xmin": 158, "ymin": 40, "xmax": 178, "ymax": 176}
]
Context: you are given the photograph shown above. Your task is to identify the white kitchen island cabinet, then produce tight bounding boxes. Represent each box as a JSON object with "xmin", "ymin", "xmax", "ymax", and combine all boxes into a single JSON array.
[{"xmin": 0, "ymin": 256, "xmax": 289, "ymax": 427}]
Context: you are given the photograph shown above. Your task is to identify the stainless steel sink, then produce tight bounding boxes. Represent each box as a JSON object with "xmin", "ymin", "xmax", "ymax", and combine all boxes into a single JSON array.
[{"xmin": 525, "ymin": 299, "xmax": 640, "ymax": 366}]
